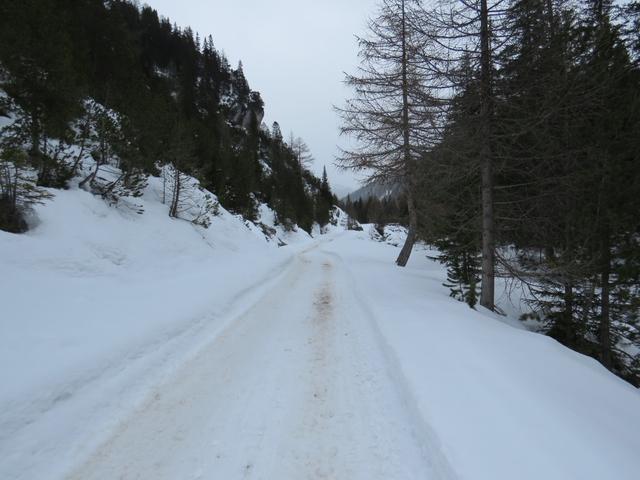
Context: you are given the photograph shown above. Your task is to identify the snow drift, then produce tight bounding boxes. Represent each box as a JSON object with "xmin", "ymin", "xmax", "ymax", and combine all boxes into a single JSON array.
[{"xmin": 0, "ymin": 171, "xmax": 299, "ymax": 479}]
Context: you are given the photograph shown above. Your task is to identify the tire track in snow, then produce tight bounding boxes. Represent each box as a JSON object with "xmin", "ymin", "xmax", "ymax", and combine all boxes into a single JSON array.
[
  {"xmin": 295, "ymin": 261, "xmax": 342, "ymax": 479},
  {"xmin": 320, "ymin": 246, "xmax": 460, "ymax": 480},
  {"xmin": 65, "ymin": 245, "xmax": 443, "ymax": 479}
]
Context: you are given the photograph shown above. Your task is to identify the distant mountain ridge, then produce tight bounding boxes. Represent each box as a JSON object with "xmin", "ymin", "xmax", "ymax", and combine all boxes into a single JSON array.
[{"xmin": 343, "ymin": 181, "xmax": 402, "ymax": 202}]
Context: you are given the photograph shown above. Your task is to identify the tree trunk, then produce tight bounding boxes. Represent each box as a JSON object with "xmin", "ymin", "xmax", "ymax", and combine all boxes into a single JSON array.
[
  {"xmin": 396, "ymin": 189, "xmax": 417, "ymax": 266},
  {"xmin": 599, "ymin": 227, "xmax": 612, "ymax": 369},
  {"xmin": 162, "ymin": 166, "xmax": 167, "ymax": 205},
  {"xmin": 545, "ymin": 0, "xmax": 556, "ymax": 34},
  {"xmin": 169, "ymin": 166, "xmax": 181, "ymax": 218},
  {"xmin": 396, "ymin": 0, "xmax": 417, "ymax": 268},
  {"xmin": 79, "ymin": 162, "xmax": 99, "ymax": 190},
  {"xmin": 479, "ymin": 0, "xmax": 495, "ymax": 310},
  {"xmin": 563, "ymin": 282, "xmax": 575, "ymax": 344},
  {"xmin": 29, "ymin": 111, "xmax": 41, "ymax": 163},
  {"xmin": 10, "ymin": 163, "xmax": 19, "ymax": 211}
]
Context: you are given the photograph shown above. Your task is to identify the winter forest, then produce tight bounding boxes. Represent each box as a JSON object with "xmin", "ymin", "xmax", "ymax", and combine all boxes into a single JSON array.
[
  {"xmin": 338, "ymin": 0, "xmax": 640, "ymax": 385},
  {"xmin": 0, "ymin": 0, "xmax": 336, "ymax": 234},
  {"xmin": 1, "ymin": 0, "xmax": 640, "ymax": 479}
]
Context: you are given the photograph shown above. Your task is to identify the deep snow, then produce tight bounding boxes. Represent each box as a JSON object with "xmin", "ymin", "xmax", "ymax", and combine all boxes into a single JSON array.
[
  {"xmin": 322, "ymin": 231, "xmax": 640, "ymax": 480},
  {"xmin": 1, "ymin": 178, "xmax": 640, "ymax": 479},
  {"xmin": 66, "ymin": 247, "xmax": 446, "ymax": 480},
  {"xmin": 0, "ymin": 175, "xmax": 296, "ymax": 479}
]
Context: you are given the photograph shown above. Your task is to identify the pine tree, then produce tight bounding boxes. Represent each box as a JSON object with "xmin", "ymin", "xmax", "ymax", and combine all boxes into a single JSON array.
[
  {"xmin": 440, "ymin": 242, "xmax": 481, "ymax": 308},
  {"xmin": 315, "ymin": 166, "xmax": 333, "ymax": 228}
]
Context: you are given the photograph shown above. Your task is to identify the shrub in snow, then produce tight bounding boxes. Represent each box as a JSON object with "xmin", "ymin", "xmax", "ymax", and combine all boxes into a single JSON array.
[
  {"xmin": 161, "ymin": 163, "xmax": 220, "ymax": 228},
  {"xmin": 0, "ymin": 103, "xmax": 53, "ymax": 232},
  {"xmin": 347, "ymin": 216, "xmax": 363, "ymax": 231},
  {"xmin": 0, "ymin": 147, "xmax": 50, "ymax": 232},
  {"xmin": 76, "ymin": 101, "xmax": 148, "ymax": 210}
]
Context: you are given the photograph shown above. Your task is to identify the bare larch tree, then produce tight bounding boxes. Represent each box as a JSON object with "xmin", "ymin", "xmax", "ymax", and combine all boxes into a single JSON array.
[{"xmin": 336, "ymin": 0, "xmax": 435, "ymax": 267}]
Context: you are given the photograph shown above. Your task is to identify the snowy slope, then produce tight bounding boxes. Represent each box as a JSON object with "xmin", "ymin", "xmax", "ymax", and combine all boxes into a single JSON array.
[
  {"xmin": 0, "ymin": 174, "xmax": 297, "ymax": 479},
  {"xmin": 255, "ymin": 202, "xmax": 312, "ymax": 245},
  {"xmin": 1, "ymin": 190, "xmax": 639, "ymax": 479},
  {"xmin": 322, "ymin": 230, "xmax": 640, "ymax": 480}
]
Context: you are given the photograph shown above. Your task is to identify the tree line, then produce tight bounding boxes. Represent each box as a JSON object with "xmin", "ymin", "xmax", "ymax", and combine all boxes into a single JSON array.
[
  {"xmin": 0, "ymin": 0, "xmax": 333, "ymax": 233},
  {"xmin": 338, "ymin": 0, "xmax": 640, "ymax": 384},
  {"xmin": 342, "ymin": 194, "xmax": 408, "ymax": 231}
]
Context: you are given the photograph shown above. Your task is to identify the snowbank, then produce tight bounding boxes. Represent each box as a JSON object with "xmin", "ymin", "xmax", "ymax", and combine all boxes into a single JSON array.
[
  {"xmin": 255, "ymin": 202, "xmax": 312, "ymax": 245},
  {"xmin": 4, "ymin": 182, "xmax": 638, "ymax": 479},
  {"xmin": 322, "ymin": 232, "xmax": 640, "ymax": 480},
  {"xmin": 0, "ymin": 174, "xmax": 299, "ymax": 479}
]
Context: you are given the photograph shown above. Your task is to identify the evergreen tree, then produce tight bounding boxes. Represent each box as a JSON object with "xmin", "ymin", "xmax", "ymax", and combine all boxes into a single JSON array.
[
  {"xmin": 0, "ymin": 0, "xmax": 327, "ymax": 235},
  {"xmin": 315, "ymin": 166, "xmax": 333, "ymax": 228}
]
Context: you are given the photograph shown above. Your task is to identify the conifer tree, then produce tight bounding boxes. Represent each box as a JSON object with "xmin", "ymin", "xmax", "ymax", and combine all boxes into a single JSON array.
[{"xmin": 315, "ymin": 166, "xmax": 333, "ymax": 228}]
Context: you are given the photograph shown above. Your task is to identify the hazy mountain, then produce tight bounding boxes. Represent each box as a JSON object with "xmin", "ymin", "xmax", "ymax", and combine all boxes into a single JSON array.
[{"xmin": 342, "ymin": 180, "xmax": 402, "ymax": 202}]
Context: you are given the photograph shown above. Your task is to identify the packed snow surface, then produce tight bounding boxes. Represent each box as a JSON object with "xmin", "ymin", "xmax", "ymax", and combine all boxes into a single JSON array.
[
  {"xmin": 0, "ymin": 176, "xmax": 292, "ymax": 479},
  {"xmin": 1, "ymin": 183, "xmax": 640, "ymax": 479}
]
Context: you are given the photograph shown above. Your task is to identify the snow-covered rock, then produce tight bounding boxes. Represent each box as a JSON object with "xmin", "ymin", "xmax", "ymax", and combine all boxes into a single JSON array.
[
  {"xmin": 324, "ymin": 206, "xmax": 361, "ymax": 234},
  {"xmin": 255, "ymin": 202, "xmax": 312, "ymax": 245}
]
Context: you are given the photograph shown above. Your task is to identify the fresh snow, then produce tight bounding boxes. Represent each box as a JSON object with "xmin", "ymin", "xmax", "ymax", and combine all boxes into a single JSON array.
[
  {"xmin": 0, "ymin": 175, "xmax": 292, "ymax": 479},
  {"xmin": 255, "ymin": 202, "xmax": 312, "ymax": 245},
  {"xmin": 1, "ymin": 176, "xmax": 640, "ymax": 479},
  {"xmin": 322, "ymin": 232, "xmax": 640, "ymax": 480}
]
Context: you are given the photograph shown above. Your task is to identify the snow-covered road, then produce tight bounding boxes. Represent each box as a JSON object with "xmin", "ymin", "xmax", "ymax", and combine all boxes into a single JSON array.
[
  {"xmin": 66, "ymin": 244, "xmax": 450, "ymax": 480},
  {"xmin": 3, "ymin": 190, "xmax": 640, "ymax": 479}
]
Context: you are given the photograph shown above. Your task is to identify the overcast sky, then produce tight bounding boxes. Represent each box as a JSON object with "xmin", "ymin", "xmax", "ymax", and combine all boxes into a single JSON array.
[{"xmin": 143, "ymin": 0, "xmax": 377, "ymax": 195}]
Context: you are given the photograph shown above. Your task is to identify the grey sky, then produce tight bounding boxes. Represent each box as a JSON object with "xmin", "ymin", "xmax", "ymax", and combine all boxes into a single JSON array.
[{"xmin": 143, "ymin": 0, "xmax": 377, "ymax": 195}]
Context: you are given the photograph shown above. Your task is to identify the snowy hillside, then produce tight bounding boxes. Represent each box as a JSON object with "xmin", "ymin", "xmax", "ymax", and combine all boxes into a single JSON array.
[
  {"xmin": 322, "ymin": 233, "xmax": 640, "ymax": 480},
  {"xmin": 2, "ymin": 0, "xmax": 639, "ymax": 478},
  {"xmin": 1, "ymin": 182, "xmax": 639, "ymax": 479},
  {"xmin": 0, "ymin": 172, "xmax": 305, "ymax": 479}
]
